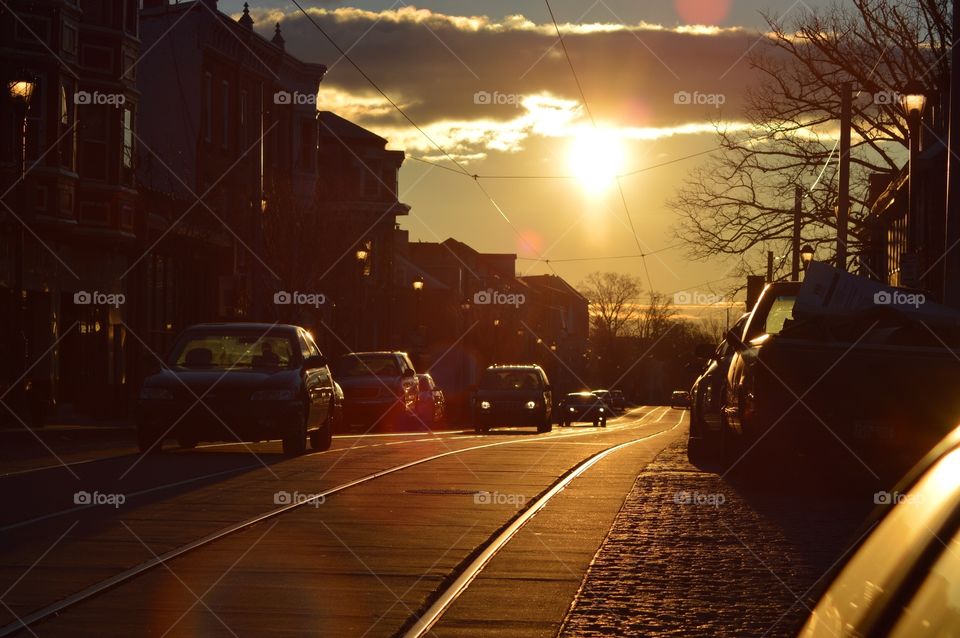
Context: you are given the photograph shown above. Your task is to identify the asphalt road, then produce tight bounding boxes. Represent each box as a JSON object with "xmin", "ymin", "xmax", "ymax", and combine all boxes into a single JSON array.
[{"xmin": 0, "ymin": 406, "xmax": 684, "ymax": 637}]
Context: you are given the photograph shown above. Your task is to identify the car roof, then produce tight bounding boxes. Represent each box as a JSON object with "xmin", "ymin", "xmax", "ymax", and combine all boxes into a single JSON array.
[
  {"xmin": 567, "ymin": 391, "xmax": 594, "ymax": 397},
  {"xmin": 343, "ymin": 351, "xmax": 408, "ymax": 356},
  {"xmin": 485, "ymin": 364, "xmax": 542, "ymax": 370},
  {"xmin": 186, "ymin": 323, "xmax": 300, "ymax": 332}
]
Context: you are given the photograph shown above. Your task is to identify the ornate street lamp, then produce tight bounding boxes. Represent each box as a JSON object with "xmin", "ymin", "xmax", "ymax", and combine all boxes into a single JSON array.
[
  {"xmin": 900, "ymin": 79, "xmax": 927, "ymax": 287},
  {"xmin": 900, "ymin": 80, "xmax": 928, "ymax": 116},
  {"xmin": 412, "ymin": 276, "xmax": 424, "ymax": 291}
]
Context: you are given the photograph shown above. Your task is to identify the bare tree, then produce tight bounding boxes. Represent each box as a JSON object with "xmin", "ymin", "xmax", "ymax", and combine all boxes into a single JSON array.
[
  {"xmin": 670, "ymin": 0, "xmax": 949, "ymax": 276},
  {"xmin": 578, "ymin": 272, "xmax": 644, "ymax": 343},
  {"xmin": 637, "ymin": 292, "xmax": 678, "ymax": 343}
]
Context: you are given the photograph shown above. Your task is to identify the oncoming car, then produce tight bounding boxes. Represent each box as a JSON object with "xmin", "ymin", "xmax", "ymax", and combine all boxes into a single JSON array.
[
  {"xmin": 473, "ymin": 365, "xmax": 552, "ymax": 434},
  {"xmin": 560, "ymin": 392, "xmax": 609, "ymax": 427}
]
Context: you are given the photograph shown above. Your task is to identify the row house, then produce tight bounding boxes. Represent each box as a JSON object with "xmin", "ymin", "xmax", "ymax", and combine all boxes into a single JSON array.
[
  {"xmin": 0, "ymin": 0, "xmax": 140, "ymax": 421},
  {"xmin": 133, "ymin": 0, "xmax": 326, "ymax": 373}
]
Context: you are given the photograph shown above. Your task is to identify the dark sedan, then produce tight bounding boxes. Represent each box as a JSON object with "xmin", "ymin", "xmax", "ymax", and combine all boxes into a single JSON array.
[
  {"xmin": 559, "ymin": 392, "xmax": 609, "ymax": 427},
  {"xmin": 473, "ymin": 365, "xmax": 553, "ymax": 434},
  {"xmin": 136, "ymin": 323, "xmax": 335, "ymax": 456}
]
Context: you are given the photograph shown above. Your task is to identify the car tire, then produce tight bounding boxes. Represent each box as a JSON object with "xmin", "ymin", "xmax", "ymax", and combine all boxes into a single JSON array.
[
  {"xmin": 137, "ymin": 424, "xmax": 164, "ymax": 454},
  {"xmin": 283, "ymin": 408, "xmax": 308, "ymax": 457},
  {"xmin": 600, "ymin": 419, "xmax": 607, "ymax": 428},
  {"xmin": 310, "ymin": 413, "xmax": 334, "ymax": 452},
  {"xmin": 537, "ymin": 417, "xmax": 552, "ymax": 434}
]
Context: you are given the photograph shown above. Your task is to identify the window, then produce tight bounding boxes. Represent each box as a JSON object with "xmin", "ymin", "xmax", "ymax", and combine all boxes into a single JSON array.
[
  {"xmin": 221, "ymin": 80, "xmax": 229, "ymax": 149},
  {"xmin": 59, "ymin": 82, "xmax": 75, "ymax": 170},
  {"xmin": 203, "ymin": 73, "xmax": 212, "ymax": 143},
  {"xmin": 121, "ymin": 106, "xmax": 134, "ymax": 185},
  {"xmin": 124, "ymin": 0, "xmax": 137, "ymax": 35},
  {"xmin": 79, "ymin": 105, "xmax": 108, "ymax": 180},
  {"xmin": 62, "ymin": 23, "xmax": 78, "ymax": 54},
  {"xmin": 239, "ymin": 89, "xmax": 247, "ymax": 147},
  {"xmin": 764, "ymin": 296, "xmax": 797, "ymax": 335}
]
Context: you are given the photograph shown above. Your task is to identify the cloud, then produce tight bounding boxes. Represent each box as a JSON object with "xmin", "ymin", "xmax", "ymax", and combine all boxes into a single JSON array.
[{"xmin": 244, "ymin": 6, "xmax": 781, "ymax": 157}]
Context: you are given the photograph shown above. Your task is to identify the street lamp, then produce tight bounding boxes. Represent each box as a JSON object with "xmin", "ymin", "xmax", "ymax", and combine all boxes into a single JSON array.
[
  {"xmin": 8, "ymin": 76, "xmax": 36, "ymax": 422},
  {"xmin": 412, "ymin": 276, "xmax": 424, "ymax": 292},
  {"xmin": 901, "ymin": 79, "xmax": 927, "ymax": 287},
  {"xmin": 355, "ymin": 248, "xmax": 369, "ymax": 262},
  {"xmin": 800, "ymin": 244, "xmax": 815, "ymax": 270}
]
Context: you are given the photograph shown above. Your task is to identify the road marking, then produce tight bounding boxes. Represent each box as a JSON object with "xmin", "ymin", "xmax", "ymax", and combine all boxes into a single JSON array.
[{"xmin": 402, "ymin": 409, "xmax": 685, "ymax": 637}]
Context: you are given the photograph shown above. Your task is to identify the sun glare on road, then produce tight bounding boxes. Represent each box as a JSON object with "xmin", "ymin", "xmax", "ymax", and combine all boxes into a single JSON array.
[{"xmin": 568, "ymin": 128, "xmax": 626, "ymax": 195}]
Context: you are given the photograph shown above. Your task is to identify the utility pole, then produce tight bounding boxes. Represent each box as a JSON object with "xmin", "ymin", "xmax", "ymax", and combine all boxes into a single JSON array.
[
  {"xmin": 837, "ymin": 81, "xmax": 852, "ymax": 271},
  {"xmin": 945, "ymin": 0, "xmax": 960, "ymax": 305},
  {"xmin": 792, "ymin": 185, "xmax": 802, "ymax": 280}
]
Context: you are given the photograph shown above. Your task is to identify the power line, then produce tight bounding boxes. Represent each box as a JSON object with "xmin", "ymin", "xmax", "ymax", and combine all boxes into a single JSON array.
[{"xmin": 516, "ymin": 244, "xmax": 684, "ymax": 263}]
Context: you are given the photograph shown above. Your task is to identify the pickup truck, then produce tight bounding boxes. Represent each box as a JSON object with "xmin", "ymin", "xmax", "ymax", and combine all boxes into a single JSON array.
[{"xmin": 721, "ymin": 281, "xmax": 960, "ymax": 479}]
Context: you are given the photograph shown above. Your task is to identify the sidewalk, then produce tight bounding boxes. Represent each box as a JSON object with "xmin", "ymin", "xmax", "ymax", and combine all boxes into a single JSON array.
[{"xmin": 561, "ymin": 437, "xmax": 876, "ymax": 637}]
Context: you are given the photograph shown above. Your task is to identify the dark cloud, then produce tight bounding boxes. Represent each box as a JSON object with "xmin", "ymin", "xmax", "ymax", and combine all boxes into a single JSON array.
[{"xmin": 251, "ymin": 7, "xmax": 779, "ymax": 130}]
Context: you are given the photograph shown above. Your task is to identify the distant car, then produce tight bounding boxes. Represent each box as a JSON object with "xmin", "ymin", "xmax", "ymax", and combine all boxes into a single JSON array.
[
  {"xmin": 799, "ymin": 423, "xmax": 960, "ymax": 637},
  {"xmin": 670, "ymin": 390, "xmax": 691, "ymax": 409},
  {"xmin": 332, "ymin": 351, "xmax": 418, "ymax": 431},
  {"xmin": 560, "ymin": 392, "xmax": 609, "ymax": 427},
  {"xmin": 688, "ymin": 313, "xmax": 750, "ymax": 461},
  {"xmin": 591, "ymin": 389, "xmax": 617, "ymax": 413},
  {"xmin": 609, "ymin": 389, "xmax": 627, "ymax": 411},
  {"xmin": 136, "ymin": 323, "xmax": 335, "ymax": 456},
  {"xmin": 473, "ymin": 365, "xmax": 553, "ymax": 434},
  {"xmin": 415, "ymin": 373, "xmax": 445, "ymax": 426}
]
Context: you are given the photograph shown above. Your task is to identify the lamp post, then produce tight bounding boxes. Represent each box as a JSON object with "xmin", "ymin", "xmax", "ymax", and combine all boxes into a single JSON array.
[
  {"xmin": 355, "ymin": 246, "xmax": 370, "ymax": 348},
  {"xmin": 800, "ymin": 244, "xmax": 815, "ymax": 272},
  {"xmin": 901, "ymin": 80, "xmax": 928, "ymax": 288},
  {"xmin": 7, "ymin": 77, "xmax": 36, "ymax": 419},
  {"xmin": 412, "ymin": 276, "xmax": 424, "ymax": 344}
]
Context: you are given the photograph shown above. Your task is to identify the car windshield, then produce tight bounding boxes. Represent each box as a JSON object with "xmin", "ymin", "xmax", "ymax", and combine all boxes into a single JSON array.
[
  {"xmin": 334, "ymin": 355, "xmax": 401, "ymax": 377},
  {"xmin": 567, "ymin": 394, "xmax": 596, "ymax": 404},
  {"xmin": 169, "ymin": 332, "xmax": 297, "ymax": 369},
  {"xmin": 480, "ymin": 370, "xmax": 541, "ymax": 391}
]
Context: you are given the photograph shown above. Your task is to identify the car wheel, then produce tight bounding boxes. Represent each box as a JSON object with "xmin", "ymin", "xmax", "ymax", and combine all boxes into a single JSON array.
[
  {"xmin": 137, "ymin": 424, "xmax": 164, "ymax": 454},
  {"xmin": 283, "ymin": 408, "xmax": 308, "ymax": 457},
  {"xmin": 310, "ymin": 412, "xmax": 334, "ymax": 452},
  {"xmin": 600, "ymin": 419, "xmax": 607, "ymax": 428},
  {"xmin": 537, "ymin": 416, "xmax": 552, "ymax": 434},
  {"xmin": 176, "ymin": 435, "xmax": 198, "ymax": 449}
]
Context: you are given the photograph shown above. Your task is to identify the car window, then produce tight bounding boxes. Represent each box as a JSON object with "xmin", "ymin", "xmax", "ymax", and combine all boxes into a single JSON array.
[
  {"xmin": 889, "ymin": 524, "xmax": 960, "ymax": 637},
  {"xmin": 171, "ymin": 332, "xmax": 297, "ymax": 369},
  {"xmin": 800, "ymin": 449, "xmax": 960, "ymax": 637},
  {"xmin": 302, "ymin": 332, "xmax": 322, "ymax": 359},
  {"xmin": 480, "ymin": 370, "xmax": 542, "ymax": 390},
  {"xmin": 764, "ymin": 296, "xmax": 797, "ymax": 335},
  {"xmin": 334, "ymin": 355, "xmax": 400, "ymax": 377}
]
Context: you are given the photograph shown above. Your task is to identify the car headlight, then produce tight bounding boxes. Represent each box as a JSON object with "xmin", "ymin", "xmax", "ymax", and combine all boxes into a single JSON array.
[
  {"xmin": 599, "ymin": 407, "xmax": 605, "ymax": 412},
  {"xmin": 525, "ymin": 401, "xmax": 537, "ymax": 410},
  {"xmin": 140, "ymin": 387, "xmax": 173, "ymax": 400},
  {"xmin": 480, "ymin": 401, "xmax": 491, "ymax": 410},
  {"xmin": 569, "ymin": 406, "xmax": 575, "ymax": 412},
  {"xmin": 250, "ymin": 389, "xmax": 297, "ymax": 401}
]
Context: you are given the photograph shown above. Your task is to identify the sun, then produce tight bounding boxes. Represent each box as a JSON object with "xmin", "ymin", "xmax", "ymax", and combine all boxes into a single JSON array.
[{"xmin": 568, "ymin": 128, "xmax": 626, "ymax": 194}]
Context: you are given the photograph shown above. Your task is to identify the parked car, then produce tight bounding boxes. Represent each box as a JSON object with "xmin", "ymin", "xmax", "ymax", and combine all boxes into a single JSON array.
[
  {"xmin": 559, "ymin": 391, "xmax": 609, "ymax": 427},
  {"xmin": 799, "ymin": 423, "xmax": 960, "ymax": 637},
  {"xmin": 136, "ymin": 323, "xmax": 335, "ymax": 456},
  {"xmin": 331, "ymin": 351, "xmax": 418, "ymax": 431},
  {"xmin": 473, "ymin": 365, "xmax": 553, "ymax": 434},
  {"xmin": 415, "ymin": 373, "xmax": 445, "ymax": 426},
  {"xmin": 332, "ymin": 381, "xmax": 344, "ymax": 433},
  {"xmin": 688, "ymin": 313, "xmax": 750, "ymax": 461},
  {"xmin": 670, "ymin": 390, "xmax": 691, "ymax": 409}
]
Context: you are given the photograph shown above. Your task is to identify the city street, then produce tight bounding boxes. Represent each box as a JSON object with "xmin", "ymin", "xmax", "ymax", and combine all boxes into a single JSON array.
[{"xmin": 0, "ymin": 406, "xmax": 883, "ymax": 637}]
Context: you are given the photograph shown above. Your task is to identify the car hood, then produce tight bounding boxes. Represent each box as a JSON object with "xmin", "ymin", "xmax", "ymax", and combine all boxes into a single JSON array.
[{"xmin": 143, "ymin": 368, "xmax": 298, "ymax": 393}]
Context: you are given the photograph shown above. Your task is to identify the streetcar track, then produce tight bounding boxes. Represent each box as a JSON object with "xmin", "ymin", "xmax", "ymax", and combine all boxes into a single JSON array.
[
  {"xmin": 0, "ymin": 407, "xmax": 663, "ymax": 636},
  {"xmin": 401, "ymin": 407, "xmax": 682, "ymax": 637}
]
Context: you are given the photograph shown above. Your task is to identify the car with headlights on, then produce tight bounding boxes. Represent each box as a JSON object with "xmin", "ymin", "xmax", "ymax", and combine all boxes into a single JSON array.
[
  {"xmin": 473, "ymin": 365, "xmax": 552, "ymax": 434},
  {"xmin": 560, "ymin": 391, "xmax": 609, "ymax": 427},
  {"xmin": 136, "ymin": 323, "xmax": 335, "ymax": 456}
]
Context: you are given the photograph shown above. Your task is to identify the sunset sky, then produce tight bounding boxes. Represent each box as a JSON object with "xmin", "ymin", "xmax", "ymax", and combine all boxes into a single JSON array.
[{"xmin": 222, "ymin": 0, "xmax": 837, "ymax": 307}]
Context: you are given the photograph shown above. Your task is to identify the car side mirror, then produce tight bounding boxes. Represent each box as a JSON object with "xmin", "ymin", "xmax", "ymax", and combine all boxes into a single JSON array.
[
  {"xmin": 402, "ymin": 368, "xmax": 416, "ymax": 378},
  {"xmin": 304, "ymin": 354, "xmax": 327, "ymax": 368},
  {"xmin": 694, "ymin": 344, "xmax": 715, "ymax": 359}
]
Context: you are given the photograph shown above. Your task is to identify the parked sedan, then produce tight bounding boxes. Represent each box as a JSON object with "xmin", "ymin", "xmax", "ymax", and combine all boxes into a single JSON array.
[
  {"xmin": 415, "ymin": 373, "xmax": 445, "ymax": 426},
  {"xmin": 560, "ymin": 392, "xmax": 609, "ymax": 427},
  {"xmin": 332, "ymin": 351, "xmax": 418, "ymax": 431},
  {"xmin": 799, "ymin": 423, "xmax": 960, "ymax": 637},
  {"xmin": 136, "ymin": 323, "xmax": 335, "ymax": 456},
  {"xmin": 473, "ymin": 365, "xmax": 553, "ymax": 434}
]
